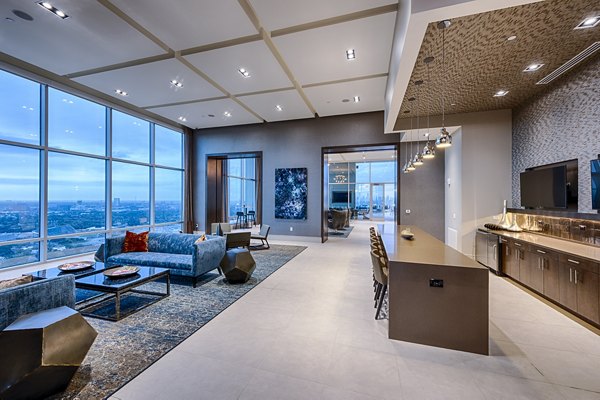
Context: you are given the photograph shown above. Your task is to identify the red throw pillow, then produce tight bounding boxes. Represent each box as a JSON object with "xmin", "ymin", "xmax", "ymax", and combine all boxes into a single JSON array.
[{"xmin": 122, "ymin": 231, "xmax": 149, "ymax": 253}]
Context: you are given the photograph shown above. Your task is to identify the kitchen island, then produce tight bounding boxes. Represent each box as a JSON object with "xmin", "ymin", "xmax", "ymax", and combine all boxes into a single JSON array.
[{"xmin": 379, "ymin": 225, "xmax": 489, "ymax": 355}]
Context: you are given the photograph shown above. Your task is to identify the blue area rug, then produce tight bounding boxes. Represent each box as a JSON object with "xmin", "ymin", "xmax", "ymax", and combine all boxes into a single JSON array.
[{"xmin": 50, "ymin": 244, "xmax": 306, "ymax": 400}]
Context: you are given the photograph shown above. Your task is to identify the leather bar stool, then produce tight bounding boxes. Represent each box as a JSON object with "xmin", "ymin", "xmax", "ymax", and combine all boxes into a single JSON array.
[{"xmin": 370, "ymin": 249, "xmax": 389, "ymax": 320}]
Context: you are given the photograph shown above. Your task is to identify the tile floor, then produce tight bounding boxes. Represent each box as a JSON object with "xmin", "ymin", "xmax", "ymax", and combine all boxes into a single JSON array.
[
  {"xmin": 109, "ymin": 222, "xmax": 600, "ymax": 400},
  {"xmin": 5, "ymin": 223, "xmax": 599, "ymax": 399}
]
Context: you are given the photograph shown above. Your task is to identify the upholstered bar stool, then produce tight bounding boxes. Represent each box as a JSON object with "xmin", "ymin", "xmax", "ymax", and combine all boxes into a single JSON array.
[{"xmin": 370, "ymin": 249, "xmax": 389, "ymax": 320}]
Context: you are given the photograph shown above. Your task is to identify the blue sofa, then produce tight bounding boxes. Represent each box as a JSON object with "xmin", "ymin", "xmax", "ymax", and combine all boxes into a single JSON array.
[
  {"xmin": 0, "ymin": 275, "xmax": 75, "ymax": 330},
  {"xmin": 104, "ymin": 232, "xmax": 226, "ymax": 286}
]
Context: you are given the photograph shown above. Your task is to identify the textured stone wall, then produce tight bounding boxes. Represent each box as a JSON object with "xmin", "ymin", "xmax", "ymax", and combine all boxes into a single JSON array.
[{"xmin": 512, "ymin": 55, "xmax": 600, "ymax": 212}]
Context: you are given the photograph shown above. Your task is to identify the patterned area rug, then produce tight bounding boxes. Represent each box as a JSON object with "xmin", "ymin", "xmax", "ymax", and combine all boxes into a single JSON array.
[{"xmin": 50, "ymin": 244, "xmax": 306, "ymax": 400}]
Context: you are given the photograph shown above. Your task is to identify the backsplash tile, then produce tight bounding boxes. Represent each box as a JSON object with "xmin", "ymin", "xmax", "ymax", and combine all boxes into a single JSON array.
[{"xmin": 510, "ymin": 212, "xmax": 600, "ymax": 247}]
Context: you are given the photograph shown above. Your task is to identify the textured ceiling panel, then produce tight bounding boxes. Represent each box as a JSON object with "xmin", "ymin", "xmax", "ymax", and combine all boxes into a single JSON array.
[{"xmin": 395, "ymin": 0, "xmax": 600, "ymax": 128}]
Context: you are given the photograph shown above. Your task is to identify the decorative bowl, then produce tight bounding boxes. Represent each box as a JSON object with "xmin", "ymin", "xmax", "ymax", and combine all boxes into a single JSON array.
[
  {"xmin": 400, "ymin": 229, "xmax": 414, "ymax": 240},
  {"xmin": 58, "ymin": 261, "xmax": 95, "ymax": 271},
  {"xmin": 103, "ymin": 266, "xmax": 140, "ymax": 278}
]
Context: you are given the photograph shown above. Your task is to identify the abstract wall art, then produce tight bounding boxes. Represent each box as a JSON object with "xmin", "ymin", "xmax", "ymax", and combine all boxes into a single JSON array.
[{"xmin": 275, "ymin": 168, "xmax": 307, "ymax": 220}]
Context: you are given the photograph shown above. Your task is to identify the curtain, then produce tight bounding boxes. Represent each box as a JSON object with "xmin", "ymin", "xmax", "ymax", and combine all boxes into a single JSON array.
[
  {"xmin": 183, "ymin": 127, "xmax": 195, "ymax": 233},
  {"xmin": 255, "ymin": 157, "xmax": 262, "ymax": 225}
]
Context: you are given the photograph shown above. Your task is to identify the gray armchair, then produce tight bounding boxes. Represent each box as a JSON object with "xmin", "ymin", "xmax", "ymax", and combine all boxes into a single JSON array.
[
  {"xmin": 250, "ymin": 224, "xmax": 271, "ymax": 249},
  {"xmin": 0, "ymin": 275, "xmax": 75, "ymax": 331},
  {"xmin": 329, "ymin": 209, "xmax": 348, "ymax": 232}
]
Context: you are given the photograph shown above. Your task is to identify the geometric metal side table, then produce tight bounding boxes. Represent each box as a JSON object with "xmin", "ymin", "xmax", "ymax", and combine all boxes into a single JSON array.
[
  {"xmin": 220, "ymin": 248, "xmax": 256, "ymax": 284},
  {"xmin": 0, "ymin": 306, "xmax": 97, "ymax": 400}
]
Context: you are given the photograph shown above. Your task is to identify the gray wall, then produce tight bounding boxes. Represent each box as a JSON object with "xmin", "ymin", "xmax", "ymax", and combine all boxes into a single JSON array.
[
  {"xmin": 512, "ymin": 56, "xmax": 600, "ymax": 213},
  {"xmin": 192, "ymin": 111, "xmax": 446, "ymax": 237},
  {"xmin": 399, "ymin": 142, "xmax": 445, "ymax": 240}
]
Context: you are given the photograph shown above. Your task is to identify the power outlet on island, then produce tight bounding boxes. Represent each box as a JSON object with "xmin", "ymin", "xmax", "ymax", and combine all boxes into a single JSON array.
[{"xmin": 290, "ymin": 226, "xmax": 293, "ymax": 232}]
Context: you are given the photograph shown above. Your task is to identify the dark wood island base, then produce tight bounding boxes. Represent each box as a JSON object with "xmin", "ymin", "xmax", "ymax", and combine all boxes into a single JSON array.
[{"xmin": 379, "ymin": 225, "xmax": 489, "ymax": 355}]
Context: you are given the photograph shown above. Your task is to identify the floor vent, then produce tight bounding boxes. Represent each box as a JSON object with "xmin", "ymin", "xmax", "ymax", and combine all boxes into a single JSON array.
[{"xmin": 536, "ymin": 42, "xmax": 600, "ymax": 85}]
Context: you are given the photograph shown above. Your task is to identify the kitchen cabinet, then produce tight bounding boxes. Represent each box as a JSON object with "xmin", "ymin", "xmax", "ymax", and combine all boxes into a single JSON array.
[
  {"xmin": 501, "ymin": 239, "xmax": 520, "ymax": 279},
  {"xmin": 559, "ymin": 255, "xmax": 599, "ymax": 324},
  {"xmin": 528, "ymin": 246, "xmax": 560, "ymax": 301}
]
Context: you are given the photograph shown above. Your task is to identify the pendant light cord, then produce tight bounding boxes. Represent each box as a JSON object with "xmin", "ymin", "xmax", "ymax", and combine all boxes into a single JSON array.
[
  {"xmin": 416, "ymin": 83, "xmax": 421, "ymax": 152},
  {"xmin": 441, "ymin": 25, "xmax": 446, "ymax": 129}
]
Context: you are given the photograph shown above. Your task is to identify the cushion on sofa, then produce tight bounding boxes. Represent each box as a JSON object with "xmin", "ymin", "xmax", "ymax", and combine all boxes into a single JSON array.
[
  {"xmin": 122, "ymin": 231, "xmax": 149, "ymax": 253},
  {"xmin": 107, "ymin": 252, "xmax": 193, "ymax": 271},
  {"xmin": 0, "ymin": 275, "xmax": 33, "ymax": 290}
]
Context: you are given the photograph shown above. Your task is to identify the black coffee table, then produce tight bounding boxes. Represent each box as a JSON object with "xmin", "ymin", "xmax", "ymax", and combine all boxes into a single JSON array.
[
  {"xmin": 75, "ymin": 266, "xmax": 170, "ymax": 321},
  {"xmin": 29, "ymin": 261, "xmax": 108, "ymax": 280}
]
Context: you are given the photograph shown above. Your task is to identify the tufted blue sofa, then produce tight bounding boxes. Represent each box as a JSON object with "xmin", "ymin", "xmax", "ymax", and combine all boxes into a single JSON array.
[
  {"xmin": 104, "ymin": 232, "xmax": 226, "ymax": 286},
  {"xmin": 0, "ymin": 275, "xmax": 75, "ymax": 330}
]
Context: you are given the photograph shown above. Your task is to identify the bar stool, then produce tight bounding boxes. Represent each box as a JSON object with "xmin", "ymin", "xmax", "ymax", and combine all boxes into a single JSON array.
[
  {"xmin": 247, "ymin": 210, "xmax": 256, "ymax": 226},
  {"xmin": 371, "ymin": 249, "xmax": 389, "ymax": 320},
  {"xmin": 235, "ymin": 212, "xmax": 245, "ymax": 229}
]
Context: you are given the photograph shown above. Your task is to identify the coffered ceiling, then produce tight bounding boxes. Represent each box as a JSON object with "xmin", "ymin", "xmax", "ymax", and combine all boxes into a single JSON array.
[
  {"xmin": 394, "ymin": 0, "xmax": 600, "ymax": 130},
  {"xmin": 0, "ymin": 0, "xmax": 398, "ymax": 129}
]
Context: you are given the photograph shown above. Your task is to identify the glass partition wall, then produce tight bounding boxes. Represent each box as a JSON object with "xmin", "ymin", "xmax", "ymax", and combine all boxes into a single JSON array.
[
  {"xmin": 0, "ymin": 69, "xmax": 184, "ymax": 270},
  {"xmin": 328, "ymin": 160, "xmax": 396, "ymax": 222}
]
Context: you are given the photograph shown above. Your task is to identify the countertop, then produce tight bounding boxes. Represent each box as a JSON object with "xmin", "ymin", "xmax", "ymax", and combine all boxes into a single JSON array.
[
  {"xmin": 379, "ymin": 225, "xmax": 486, "ymax": 270},
  {"xmin": 479, "ymin": 227, "xmax": 600, "ymax": 263}
]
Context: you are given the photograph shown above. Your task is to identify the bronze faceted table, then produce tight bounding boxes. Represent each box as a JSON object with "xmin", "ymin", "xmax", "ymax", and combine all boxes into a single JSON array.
[
  {"xmin": 0, "ymin": 306, "xmax": 97, "ymax": 400},
  {"xmin": 220, "ymin": 248, "xmax": 256, "ymax": 283}
]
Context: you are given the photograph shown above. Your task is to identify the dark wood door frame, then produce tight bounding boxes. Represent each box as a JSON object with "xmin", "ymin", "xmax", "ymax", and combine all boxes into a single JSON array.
[
  {"xmin": 321, "ymin": 143, "xmax": 400, "ymax": 243},
  {"xmin": 205, "ymin": 151, "xmax": 263, "ymax": 234}
]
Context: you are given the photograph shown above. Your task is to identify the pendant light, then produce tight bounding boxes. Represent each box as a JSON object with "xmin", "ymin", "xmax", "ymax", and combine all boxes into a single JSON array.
[
  {"xmin": 412, "ymin": 80, "xmax": 424, "ymax": 166},
  {"xmin": 422, "ymin": 56, "xmax": 436, "ymax": 159},
  {"xmin": 435, "ymin": 20, "xmax": 452, "ymax": 149}
]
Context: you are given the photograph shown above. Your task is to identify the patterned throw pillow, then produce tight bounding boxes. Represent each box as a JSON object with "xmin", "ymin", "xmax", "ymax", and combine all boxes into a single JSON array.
[
  {"xmin": 194, "ymin": 234, "xmax": 207, "ymax": 245},
  {"xmin": 0, "ymin": 275, "xmax": 33, "ymax": 290},
  {"xmin": 122, "ymin": 231, "xmax": 149, "ymax": 253}
]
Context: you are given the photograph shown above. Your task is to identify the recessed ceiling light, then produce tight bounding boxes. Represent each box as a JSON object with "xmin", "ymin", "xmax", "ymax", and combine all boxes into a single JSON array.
[
  {"xmin": 170, "ymin": 79, "xmax": 183, "ymax": 88},
  {"xmin": 450, "ymin": 103, "xmax": 456, "ymax": 106},
  {"xmin": 37, "ymin": 2, "xmax": 68, "ymax": 19},
  {"xmin": 493, "ymin": 90, "xmax": 509, "ymax": 97},
  {"xmin": 223, "ymin": 111, "xmax": 232, "ymax": 117},
  {"xmin": 178, "ymin": 116, "xmax": 187, "ymax": 122},
  {"xmin": 353, "ymin": 96, "xmax": 360, "ymax": 103},
  {"xmin": 346, "ymin": 49, "xmax": 356, "ymax": 60},
  {"xmin": 506, "ymin": 35, "xmax": 517, "ymax": 41},
  {"xmin": 238, "ymin": 68, "xmax": 250, "ymax": 78},
  {"xmin": 575, "ymin": 16, "xmax": 600, "ymax": 29},
  {"xmin": 115, "ymin": 89, "xmax": 128, "ymax": 96},
  {"xmin": 275, "ymin": 105, "xmax": 283, "ymax": 111},
  {"xmin": 523, "ymin": 63, "xmax": 544, "ymax": 72}
]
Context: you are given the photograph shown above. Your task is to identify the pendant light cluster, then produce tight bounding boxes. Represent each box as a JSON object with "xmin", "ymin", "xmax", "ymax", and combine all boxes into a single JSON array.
[{"xmin": 402, "ymin": 19, "xmax": 452, "ymax": 174}]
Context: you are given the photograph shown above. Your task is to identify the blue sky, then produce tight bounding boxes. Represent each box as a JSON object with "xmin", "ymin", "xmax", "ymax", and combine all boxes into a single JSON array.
[{"xmin": 0, "ymin": 69, "xmax": 183, "ymax": 202}]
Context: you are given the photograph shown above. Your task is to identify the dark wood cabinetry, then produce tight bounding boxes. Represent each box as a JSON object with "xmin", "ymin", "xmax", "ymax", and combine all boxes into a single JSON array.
[
  {"xmin": 558, "ymin": 255, "xmax": 599, "ymax": 324},
  {"xmin": 500, "ymin": 237, "xmax": 599, "ymax": 326}
]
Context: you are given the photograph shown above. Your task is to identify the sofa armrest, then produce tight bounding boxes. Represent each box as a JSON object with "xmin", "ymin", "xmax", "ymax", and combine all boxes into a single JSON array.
[
  {"xmin": 0, "ymin": 275, "xmax": 75, "ymax": 330},
  {"xmin": 105, "ymin": 236, "xmax": 126, "ymax": 260},
  {"xmin": 192, "ymin": 236, "xmax": 226, "ymax": 276}
]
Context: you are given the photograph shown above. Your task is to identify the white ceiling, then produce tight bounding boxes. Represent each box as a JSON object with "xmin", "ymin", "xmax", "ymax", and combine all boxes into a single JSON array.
[{"xmin": 0, "ymin": 0, "xmax": 399, "ymax": 129}]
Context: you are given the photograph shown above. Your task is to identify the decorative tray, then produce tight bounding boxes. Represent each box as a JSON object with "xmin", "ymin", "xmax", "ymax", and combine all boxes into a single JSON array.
[
  {"xmin": 58, "ymin": 261, "xmax": 95, "ymax": 271},
  {"xmin": 103, "ymin": 266, "xmax": 140, "ymax": 278}
]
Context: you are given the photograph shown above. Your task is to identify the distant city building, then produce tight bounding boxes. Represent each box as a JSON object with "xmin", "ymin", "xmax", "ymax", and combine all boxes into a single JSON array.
[{"xmin": 113, "ymin": 198, "xmax": 121, "ymax": 208}]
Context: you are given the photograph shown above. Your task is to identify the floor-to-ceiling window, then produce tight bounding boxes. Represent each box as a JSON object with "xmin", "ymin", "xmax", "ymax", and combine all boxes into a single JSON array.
[
  {"xmin": 0, "ymin": 69, "xmax": 184, "ymax": 270},
  {"xmin": 226, "ymin": 158, "xmax": 256, "ymax": 223}
]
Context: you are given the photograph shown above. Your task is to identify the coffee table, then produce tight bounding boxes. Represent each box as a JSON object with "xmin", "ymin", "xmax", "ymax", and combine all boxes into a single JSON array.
[
  {"xmin": 29, "ymin": 261, "xmax": 108, "ymax": 280},
  {"xmin": 75, "ymin": 266, "xmax": 170, "ymax": 321}
]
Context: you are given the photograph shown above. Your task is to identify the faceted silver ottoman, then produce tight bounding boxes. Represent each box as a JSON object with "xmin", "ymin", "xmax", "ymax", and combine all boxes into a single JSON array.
[
  {"xmin": 220, "ymin": 248, "xmax": 256, "ymax": 283},
  {"xmin": 0, "ymin": 306, "xmax": 97, "ymax": 400}
]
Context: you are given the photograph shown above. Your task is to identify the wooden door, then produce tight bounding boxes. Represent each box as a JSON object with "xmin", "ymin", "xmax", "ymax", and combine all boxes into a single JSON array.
[
  {"xmin": 502, "ymin": 241, "xmax": 518, "ymax": 278},
  {"xmin": 518, "ymin": 246, "xmax": 531, "ymax": 287},
  {"xmin": 575, "ymin": 268, "xmax": 600, "ymax": 324},
  {"xmin": 559, "ymin": 263, "xmax": 578, "ymax": 312},
  {"xmin": 542, "ymin": 255, "xmax": 560, "ymax": 302},
  {"xmin": 529, "ymin": 252, "xmax": 544, "ymax": 293}
]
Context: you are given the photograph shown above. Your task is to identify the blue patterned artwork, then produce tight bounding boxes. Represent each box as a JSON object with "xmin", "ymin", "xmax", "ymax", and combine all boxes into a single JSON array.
[{"xmin": 275, "ymin": 168, "xmax": 307, "ymax": 220}]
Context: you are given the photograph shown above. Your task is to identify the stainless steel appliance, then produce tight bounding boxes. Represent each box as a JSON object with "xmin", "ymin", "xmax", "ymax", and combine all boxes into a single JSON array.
[{"xmin": 475, "ymin": 229, "xmax": 501, "ymax": 274}]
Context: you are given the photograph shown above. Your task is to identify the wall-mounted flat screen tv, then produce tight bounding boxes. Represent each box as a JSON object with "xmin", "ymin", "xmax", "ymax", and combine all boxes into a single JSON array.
[
  {"xmin": 591, "ymin": 160, "xmax": 600, "ymax": 210},
  {"xmin": 520, "ymin": 166, "xmax": 567, "ymax": 209},
  {"xmin": 332, "ymin": 191, "xmax": 351, "ymax": 203}
]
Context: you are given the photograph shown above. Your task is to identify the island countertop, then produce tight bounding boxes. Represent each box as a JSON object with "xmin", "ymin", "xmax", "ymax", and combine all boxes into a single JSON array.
[{"xmin": 378, "ymin": 224, "xmax": 486, "ymax": 270}]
